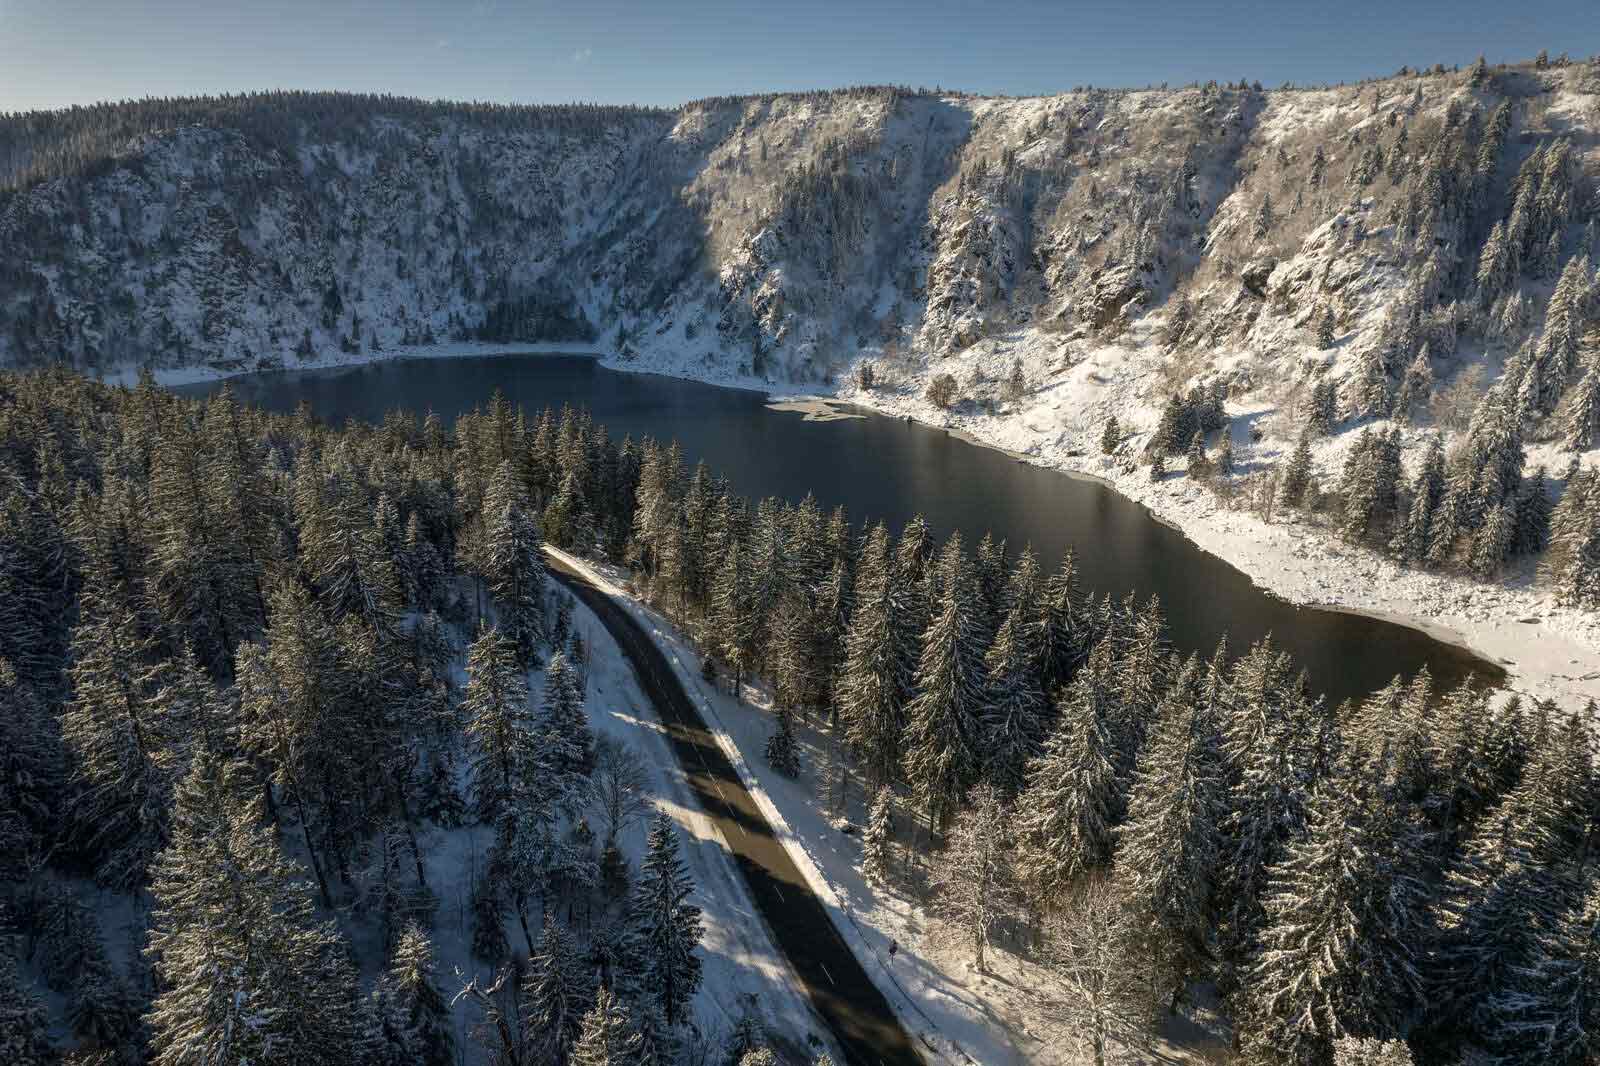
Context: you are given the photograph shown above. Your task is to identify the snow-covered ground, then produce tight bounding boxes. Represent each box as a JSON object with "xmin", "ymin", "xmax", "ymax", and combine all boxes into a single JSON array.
[{"xmin": 546, "ymin": 547, "xmax": 1224, "ymax": 1066}]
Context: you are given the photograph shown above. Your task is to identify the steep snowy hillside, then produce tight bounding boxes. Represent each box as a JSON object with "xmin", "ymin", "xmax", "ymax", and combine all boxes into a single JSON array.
[{"xmin": 4, "ymin": 57, "xmax": 1600, "ymax": 671}]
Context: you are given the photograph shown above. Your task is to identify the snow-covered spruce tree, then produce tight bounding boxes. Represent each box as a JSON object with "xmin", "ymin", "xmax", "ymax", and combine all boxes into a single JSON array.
[
  {"xmin": 745, "ymin": 498, "xmax": 791, "ymax": 673},
  {"xmin": 297, "ymin": 470, "xmax": 402, "ymax": 634},
  {"xmin": 863, "ymin": 785, "xmax": 896, "ymax": 882},
  {"xmin": 1186, "ymin": 431, "xmax": 1211, "ymax": 481},
  {"xmin": 1281, "ymin": 431, "xmax": 1315, "ymax": 508},
  {"xmin": 1391, "ymin": 437, "xmax": 1446, "ymax": 563},
  {"xmin": 903, "ymin": 537, "xmax": 985, "ymax": 834},
  {"xmin": 523, "ymin": 919, "xmax": 595, "ymax": 1066},
  {"xmin": 1476, "ymin": 219, "xmax": 1513, "ymax": 303},
  {"xmin": 60, "ymin": 595, "xmax": 175, "ymax": 889},
  {"xmin": 1543, "ymin": 464, "xmax": 1598, "ymax": 600},
  {"xmin": 764, "ymin": 703, "xmax": 801, "ymax": 778},
  {"xmin": 1428, "ymin": 733, "xmax": 1592, "ymax": 1054},
  {"xmin": 1254, "ymin": 192, "xmax": 1276, "ymax": 240},
  {"xmin": 379, "ymin": 924, "xmax": 454, "ymax": 1066},
  {"xmin": 1154, "ymin": 394, "xmax": 1185, "ymax": 456},
  {"xmin": 1016, "ymin": 643, "xmax": 1123, "ymax": 908},
  {"xmin": 146, "ymin": 752, "xmax": 357, "ymax": 1066},
  {"xmin": 235, "ymin": 579, "xmax": 363, "ymax": 908},
  {"xmin": 571, "ymin": 987, "xmax": 643, "ymax": 1066},
  {"xmin": 931, "ymin": 783, "xmax": 1015, "ymax": 973},
  {"xmin": 148, "ymin": 420, "xmax": 262, "ymax": 670},
  {"xmin": 1513, "ymin": 466, "xmax": 1554, "ymax": 557},
  {"xmin": 1214, "ymin": 639, "xmax": 1317, "ymax": 989},
  {"xmin": 1350, "ymin": 343, "xmax": 1393, "ymax": 418},
  {"xmin": 1113, "ymin": 656, "xmax": 1224, "ymax": 1010},
  {"xmin": 485, "ymin": 461, "xmax": 549, "ymax": 663},
  {"xmin": 1035, "ymin": 550, "xmax": 1089, "ymax": 692},
  {"xmin": 629, "ymin": 440, "xmax": 682, "ymax": 585},
  {"xmin": 1477, "ymin": 873, "xmax": 1600, "ymax": 1066},
  {"xmin": 837, "ymin": 525, "xmax": 907, "ymax": 789},
  {"xmin": 462, "ymin": 624, "xmax": 538, "ymax": 821},
  {"xmin": 1111, "ymin": 595, "xmax": 1169, "ymax": 766},
  {"xmin": 981, "ymin": 603, "xmax": 1049, "ymax": 796},
  {"xmin": 710, "ymin": 542, "xmax": 756, "ymax": 701},
  {"xmin": 1101, "ymin": 415, "xmax": 1120, "ymax": 455},
  {"xmin": 0, "ymin": 679, "xmax": 61, "ymax": 866},
  {"xmin": 1469, "ymin": 498, "xmax": 1517, "ymax": 578},
  {"xmin": 1240, "ymin": 765, "xmax": 1427, "ymax": 1065},
  {"xmin": 541, "ymin": 650, "xmax": 595, "ymax": 785},
  {"xmin": 1217, "ymin": 429, "xmax": 1234, "ymax": 478},
  {"xmin": 1563, "ymin": 367, "xmax": 1600, "ymax": 451},
  {"xmin": 1304, "ymin": 376, "xmax": 1338, "ymax": 437},
  {"xmin": 1339, "ymin": 428, "xmax": 1402, "ymax": 546},
  {"xmin": 771, "ymin": 591, "xmax": 820, "ymax": 718},
  {"xmin": 488, "ymin": 806, "xmax": 558, "ymax": 957},
  {"xmin": 627, "ymin": 813, "xmax": 703, "ymax": 1028},
  {"xmin": 972, "ymin": 532, "xmax": 1009, "ymax": 647},
  {"xmin": 1316, "ymin": 306, "xmax": 1338, "ymax": 350},
  {"xmin": 65, "ymin": 954, "xmax": 142, "ymax": 1061},
  {"xmin": 1394, "ymin": 346, "xmax": 1434, "ymax": 422},
  {"xmin": 543, "ymin": 469, "xmax": 595, "ymax": 555}
]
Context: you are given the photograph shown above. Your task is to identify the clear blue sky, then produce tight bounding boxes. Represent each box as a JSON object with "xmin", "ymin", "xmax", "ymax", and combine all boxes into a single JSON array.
[{"xmin": 2, "ymin": 0, "xmax": 1596, "ymax": 113}]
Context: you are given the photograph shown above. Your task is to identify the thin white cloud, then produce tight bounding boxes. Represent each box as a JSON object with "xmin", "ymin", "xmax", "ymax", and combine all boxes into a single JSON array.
[{"xmin": 571, "ymin": 47, "xmax": 593, "ymax": 65}]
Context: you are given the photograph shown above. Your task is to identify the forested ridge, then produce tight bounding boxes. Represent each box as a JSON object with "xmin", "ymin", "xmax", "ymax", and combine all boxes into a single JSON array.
[{"xmin": 0, "ymin": 367, "xmax": 1595, "ymax": 1065}]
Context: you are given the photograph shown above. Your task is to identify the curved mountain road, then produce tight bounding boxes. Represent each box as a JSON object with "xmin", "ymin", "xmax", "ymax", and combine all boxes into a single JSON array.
[{"xmin": 544, "ymin": 554, "xmax": 927, "ymax": 1066}]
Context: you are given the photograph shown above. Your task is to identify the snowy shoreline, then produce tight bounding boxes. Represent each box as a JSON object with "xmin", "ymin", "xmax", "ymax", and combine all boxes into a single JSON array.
[
  {"xmin": 825, "ymin": 365, "xmax": 1600, "ymax": 713},
  {"xmin": 130, "ymin": 338, "xmax": 1600, "ymax": 710}
]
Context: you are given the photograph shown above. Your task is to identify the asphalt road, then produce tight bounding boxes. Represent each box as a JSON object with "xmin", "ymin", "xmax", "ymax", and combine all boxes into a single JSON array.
[{"xmin": 544, "ymin": 555, "xmax": 928, "ymax": 1066}]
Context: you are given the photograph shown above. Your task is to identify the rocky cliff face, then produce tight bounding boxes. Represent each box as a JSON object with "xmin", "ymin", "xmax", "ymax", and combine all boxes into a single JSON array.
[{"xmin": 2, "ymin": 62, "xmax": 1597, "ymax": 439}]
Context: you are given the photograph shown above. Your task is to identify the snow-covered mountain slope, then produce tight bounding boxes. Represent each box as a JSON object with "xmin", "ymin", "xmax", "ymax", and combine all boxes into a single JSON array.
[{"xmin": 4, "ymin": 63, "xmax": 1594, "ymax": 388}]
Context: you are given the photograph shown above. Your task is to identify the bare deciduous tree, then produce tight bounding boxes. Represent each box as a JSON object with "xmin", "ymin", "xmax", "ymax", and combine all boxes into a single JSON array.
[
  {"xmin": 1039, "ymin": 878, "xmax": 1157, "ymax": 1066},
  {"xmin": 930, "ymin": 784, "xmax": 1015, "ymax": 973},
  {"xmin": 589, "ymin": 736, "xmax": 649, "ymax": 848}
]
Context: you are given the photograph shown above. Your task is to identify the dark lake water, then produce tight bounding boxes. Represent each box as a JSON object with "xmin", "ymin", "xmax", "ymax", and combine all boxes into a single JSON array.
[{"xmin": 177, "ymin": 353, "xmax": 1504, "ymax": 705}]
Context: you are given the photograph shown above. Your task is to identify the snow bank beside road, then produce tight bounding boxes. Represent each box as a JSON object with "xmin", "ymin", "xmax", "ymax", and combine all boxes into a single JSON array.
[{"xmin": 542, "ymin": 548, "xmax": 1226, "ymax": 1066}]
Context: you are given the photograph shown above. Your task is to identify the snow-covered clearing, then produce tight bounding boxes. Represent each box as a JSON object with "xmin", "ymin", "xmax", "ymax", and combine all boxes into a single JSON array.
[{"xmin": 545, "ymin": 547, "xmax": 1228, "ymax": 1066}]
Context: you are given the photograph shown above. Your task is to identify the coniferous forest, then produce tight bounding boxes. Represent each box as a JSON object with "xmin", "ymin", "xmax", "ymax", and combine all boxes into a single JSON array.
[{"xmin": 0, "ymin": 367, "xmax": 1595, "ymax": 1066}]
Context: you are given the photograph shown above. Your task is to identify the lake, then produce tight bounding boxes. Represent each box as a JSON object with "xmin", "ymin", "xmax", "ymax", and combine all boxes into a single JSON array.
[{"xmin": 177, "ymin": 353, "xmax": 1504, "ymax": 705}]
